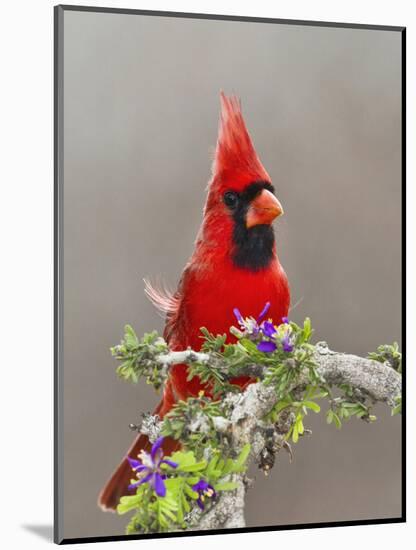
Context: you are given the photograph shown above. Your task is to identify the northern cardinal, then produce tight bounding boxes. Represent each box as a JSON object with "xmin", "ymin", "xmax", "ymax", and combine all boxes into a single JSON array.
[{"xmin": 98, "ymin": 93, "xmax": 290, "ymax": 511}]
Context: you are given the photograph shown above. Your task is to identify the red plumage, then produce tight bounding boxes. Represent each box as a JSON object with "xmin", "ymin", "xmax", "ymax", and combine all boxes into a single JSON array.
[{"xmin": 98, "ymin": 92, "xmax": 290, "ymax": 511}]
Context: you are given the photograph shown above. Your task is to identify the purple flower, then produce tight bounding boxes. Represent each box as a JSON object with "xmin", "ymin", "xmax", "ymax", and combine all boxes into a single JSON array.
[
  {"xmin": 233, "ymin": 307, "xmax": 244, "ymax": 326},
  {"xmin": 257, "ymin": 302, "xmax": 271, "ymax": 322},
  {"xmin": 281, "ymin": 331, "xmax": 294, "ymax": 353},
  {"xmin": 233, "ymin": 302, "xmax": 271, "ymax": 338},
  {"xmin": 262, "ymin": 320, "xmax": 277, "ymax": 338},
  {"xmin": 127, "ymin": 436, "xmax": 178, "ymax": 497},
  {"xmin": 233, "ymin": 303, "xmax": 294, "ymax": 354},
  {"xmin": 257, "ymin": 317, "xmax": 294, "ymax": 354},
  {"xmin": 192, "ymin": 479, "xmax": 216, "ymax": 510},
  {"xmin": 257, "ymin": 340, "xmax": 277, "ymax": 353}
]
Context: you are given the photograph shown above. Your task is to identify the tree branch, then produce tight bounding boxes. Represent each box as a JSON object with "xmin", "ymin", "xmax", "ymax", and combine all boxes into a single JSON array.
[
  {"xmin": 314, "ymin": 342, "xmax": 401, "ymax": 407},
  {"xmin": 142, "ymin": 341, "xmax": 401, "ymax": 531},
  {"xmin": 157, "ymin": 341, "xmax": 401, "ymax": 406}
]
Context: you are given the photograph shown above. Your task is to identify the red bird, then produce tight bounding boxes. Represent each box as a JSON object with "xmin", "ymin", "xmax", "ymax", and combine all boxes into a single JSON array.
[{"xmin": 98, "ymin": 93, "xmax": 290, "ymax": 510}]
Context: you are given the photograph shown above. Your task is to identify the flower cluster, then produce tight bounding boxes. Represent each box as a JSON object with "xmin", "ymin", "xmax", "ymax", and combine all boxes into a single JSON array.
[
  {"xmin": 127, "ymin": 438, "xmax": 216, "ymax": 511},
  {"xmin": 233, "ymin": 302, "xmax": 294, "ymax": 354},
  {"xmin": 192, "ymin": 479, "xmax": 216, "ymax": 510},
  {"xmin": 127, "ymin": 436, "xmax": 178, "ymax": 497}
]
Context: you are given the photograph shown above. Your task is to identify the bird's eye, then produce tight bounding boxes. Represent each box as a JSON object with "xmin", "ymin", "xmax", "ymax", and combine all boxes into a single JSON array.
[{"xmin": 223, "ymin": 191, "xmax": 239, "ymax": 209}]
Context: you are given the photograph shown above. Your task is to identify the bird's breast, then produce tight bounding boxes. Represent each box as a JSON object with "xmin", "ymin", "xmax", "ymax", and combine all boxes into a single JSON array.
[
  {"xmin": 180, "ymin": 259, "xmax": 290, "ymax": 350},
  {"xmin": 168, "ymin": 258, "xmax": 290, "ymax": 400}
]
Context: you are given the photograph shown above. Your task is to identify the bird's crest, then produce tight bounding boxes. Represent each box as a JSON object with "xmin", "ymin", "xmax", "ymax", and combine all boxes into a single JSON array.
[{"xmin": 212, "ymin": 92, "xmax": 270, "ymax": 188}]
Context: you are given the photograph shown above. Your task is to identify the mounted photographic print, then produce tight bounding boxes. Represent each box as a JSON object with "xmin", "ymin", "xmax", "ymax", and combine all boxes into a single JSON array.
[{"xmin": 54, "ymin": 5, "xmax": 405, "ymax": 544}]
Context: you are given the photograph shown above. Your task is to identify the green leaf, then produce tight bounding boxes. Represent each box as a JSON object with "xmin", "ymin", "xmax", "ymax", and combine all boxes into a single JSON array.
[
  {"xmin": 124, "ymin": 324, "xmax": 139, "ymax": 348},
  {"xmin": 215, "ymin": 481, "xmax": 238, "ymax": 491},
  {"xmin": 183, "ymin": 484, "xmax": 198, "ymax": 499},
  {"xmin": 170, "ymin": 451, "xmax": 197, "ymax": 469},
  {"xmin": 180, "ymin": 460, "xmax": 207, "ymax": 472},
  {"xmin": 303, "ymin": 317, "xmax": 312, "ymax": 342},
  {"xmin": 117, "ymin": 494, "xmax": 141, "ymax": 515},
  {"xmin": 292, "ymin": 422, "xmax": 299, "ymax": 443},
  {"xmin": 239, "ymin": 338, "xmax": 260, "ymax": 353},
  {"xmin": 333, "ymin": 412, "xmax": 342, "ymax": 429},
  {"xmin": 234, "ymin": 443, "xmax": 251, "ymax": 470},
  {"xmin": 391, "ymin": 396, "xmax": 402, "ymax": 416},
  {"xmin": 303, "ymin": 400, "xmax": 321, "ymax": 413},
  {"xmin": 220, "ymin": 458, "xmax": 234, "ymax": 476},
  {"xmin": 206, "ymin": 454, "xmax": 220, "ymax": 477}
]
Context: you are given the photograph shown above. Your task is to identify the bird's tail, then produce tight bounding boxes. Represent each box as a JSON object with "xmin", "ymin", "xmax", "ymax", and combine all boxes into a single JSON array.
[{"xmin": 98, "ymin": 396, "xmax": 180, "ymax": 512}]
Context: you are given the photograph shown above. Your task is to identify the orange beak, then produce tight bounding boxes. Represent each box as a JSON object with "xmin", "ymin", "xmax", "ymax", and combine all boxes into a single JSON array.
[{"xmin": 246, "ymin": 189, "xmax": 284, "ymax": 228}]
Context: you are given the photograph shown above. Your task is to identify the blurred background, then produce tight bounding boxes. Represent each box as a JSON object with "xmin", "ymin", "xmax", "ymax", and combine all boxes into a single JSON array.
[{"xmin": 61, "ymin": 9, "xmax": 402, "ymax": 539}]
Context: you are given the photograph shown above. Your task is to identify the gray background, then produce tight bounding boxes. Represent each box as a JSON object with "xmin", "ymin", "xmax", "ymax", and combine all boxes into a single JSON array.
[{"xmin": 62, "ymin": 10, "xmax": 402, "ymax": 540}]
